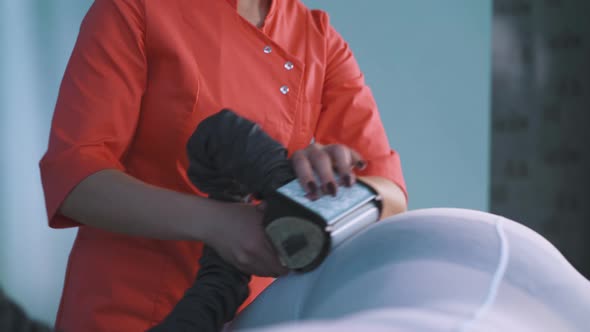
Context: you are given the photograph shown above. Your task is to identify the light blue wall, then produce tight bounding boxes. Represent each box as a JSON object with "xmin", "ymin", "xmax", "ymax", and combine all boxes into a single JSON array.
[
  {"xmin": 0, "ymin": 0, "xmax": 491, "ymax": 325},
  {"xmin": 0, "ymin": 0, "xmax": 93, "ymax": 325},
  {"xmin": 304, "ymin": 0, "xmax": 492, "ymax": 211}
]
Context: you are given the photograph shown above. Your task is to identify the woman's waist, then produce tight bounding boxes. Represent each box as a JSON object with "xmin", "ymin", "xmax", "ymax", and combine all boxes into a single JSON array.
[{"xmin": 72, "ymin": 227, "xmax": 203, "ymax": 295}]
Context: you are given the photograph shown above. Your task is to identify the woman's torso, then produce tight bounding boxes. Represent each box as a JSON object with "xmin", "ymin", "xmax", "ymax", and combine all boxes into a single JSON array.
[{"xmin": 57, "ymin": 0, "xmax": 331, "ymax": 330}]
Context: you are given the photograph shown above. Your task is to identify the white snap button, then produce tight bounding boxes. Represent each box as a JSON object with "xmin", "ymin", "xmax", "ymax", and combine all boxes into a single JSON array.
[
  {"xmin": 280, "ymin": 85, "xmax": 290, "ymax": 95},
  {"xmin": 284, "ymin": 61, "xmax": 294, "ymax": 70},
  {"xmin": 263, "ymin": 46, "xmax": 272, "ymax": 54}
]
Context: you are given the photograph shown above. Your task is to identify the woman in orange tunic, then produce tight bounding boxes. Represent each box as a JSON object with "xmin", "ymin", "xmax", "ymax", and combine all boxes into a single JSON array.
[{"xmin": 39, "ymin": 0, "xmax": 407, "ymax": 330}]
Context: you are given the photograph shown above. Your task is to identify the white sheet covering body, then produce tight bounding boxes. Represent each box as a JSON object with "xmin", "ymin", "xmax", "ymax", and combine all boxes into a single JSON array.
[{"xmin": 230, "ymin": 209, "xmax": 590, "ymax": 332}]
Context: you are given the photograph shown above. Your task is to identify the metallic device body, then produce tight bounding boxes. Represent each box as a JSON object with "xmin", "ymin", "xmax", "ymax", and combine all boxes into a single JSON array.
[{"xmin": 264, "ymin": 179, "xmax": 381, "ymax": 271}]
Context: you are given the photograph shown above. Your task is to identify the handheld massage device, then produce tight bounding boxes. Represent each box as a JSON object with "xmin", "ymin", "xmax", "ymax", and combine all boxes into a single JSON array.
[
  {"xmin": 262, "ymin": 177, "xmax": 382, "ymax": 271},
  {"xmin": 186, "ymin": 109, "xmax": 385, "ymax": 272}
]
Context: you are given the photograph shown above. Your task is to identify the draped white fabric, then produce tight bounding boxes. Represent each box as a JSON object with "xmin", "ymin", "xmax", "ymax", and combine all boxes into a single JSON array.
[{"xmin": 232, "ymin": 209, "xmax": 590, "ymax": 332}]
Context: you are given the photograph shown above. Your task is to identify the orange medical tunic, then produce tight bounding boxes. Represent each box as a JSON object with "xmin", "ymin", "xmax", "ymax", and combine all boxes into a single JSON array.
[{"xmin": 39, "ymin": 0, "xmax": 407, "ymax": 330}]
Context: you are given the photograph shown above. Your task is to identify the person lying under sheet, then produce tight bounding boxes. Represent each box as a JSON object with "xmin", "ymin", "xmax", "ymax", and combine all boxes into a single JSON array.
[{"xmin": 230, "ymin": 208, "xmax": 590, "ymax": 332}]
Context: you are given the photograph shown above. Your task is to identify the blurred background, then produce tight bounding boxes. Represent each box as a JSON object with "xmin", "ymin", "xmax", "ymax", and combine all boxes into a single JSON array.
[{"xmin": 0, "ymin": 0, "xmax": 587, "ymax": 327}]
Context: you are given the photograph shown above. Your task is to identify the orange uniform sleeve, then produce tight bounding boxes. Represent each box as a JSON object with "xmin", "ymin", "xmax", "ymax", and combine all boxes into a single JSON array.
[
  {"xmin": 39, "ymin": 0, "xmax": 146, "ymax": 228},
  {"xmin": 314, "ymin": 14, "xmax": 408, "ymax": 199}
]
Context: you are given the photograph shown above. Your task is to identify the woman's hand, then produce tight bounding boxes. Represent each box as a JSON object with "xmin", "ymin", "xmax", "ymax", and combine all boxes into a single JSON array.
[
  {"xmin": 291, "ymin": 143, "xmax": 366, "ymax": 199},
  {"xmin": 207, "ymin": 202, "xmax": 289, "ymax": 278}
]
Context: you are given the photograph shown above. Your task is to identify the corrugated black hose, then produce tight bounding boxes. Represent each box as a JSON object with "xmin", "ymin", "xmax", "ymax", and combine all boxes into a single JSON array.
[{"xmin": 150, "ymin": 109, "xmax": 296, "ymax": 331}]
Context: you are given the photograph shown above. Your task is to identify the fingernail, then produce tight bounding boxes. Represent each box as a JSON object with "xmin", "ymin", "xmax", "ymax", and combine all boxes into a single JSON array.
[
  {"xmin": 305, "ymin": 192, "xmax": 318, "ymax": 201},
  {"xmin": 343, "ymin": 174, "xmax": 353, "ymax": 187},
  {"xmin": 356, "ymin": 160, "xmax": 367, "ymax": 170},
  {"xmin": 307, "ymin": 181, "xmax": 318, "ymax": 195},
  {"xmin": 338, "ymin": 177, "xmax": 347, "ymax": 186},
  {"xmin": 327, "ymin": 182, "xmax": 337, "ymax": 196}
]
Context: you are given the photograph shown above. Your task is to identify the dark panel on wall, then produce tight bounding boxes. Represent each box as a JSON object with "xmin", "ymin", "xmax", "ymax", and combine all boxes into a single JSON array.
[{"xmin": 492, "ymin": 0, "xmax": 590, "ymax": 277}]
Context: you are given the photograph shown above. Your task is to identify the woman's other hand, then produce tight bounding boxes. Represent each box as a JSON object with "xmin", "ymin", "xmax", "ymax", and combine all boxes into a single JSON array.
[
  {"xmin": 291, "ymin": 143, "xmax": 366, "ymax": 200},
  {"xmin": 207, "ymin": 202, "xmax": 289, "ymax": 278}
]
